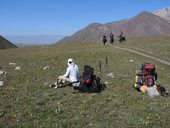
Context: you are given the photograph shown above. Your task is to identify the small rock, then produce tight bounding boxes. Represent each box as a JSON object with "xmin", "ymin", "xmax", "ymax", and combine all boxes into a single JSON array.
[
  {"xmin": 0, "ymin": 81, "xmax": 4, "ymax": 86},
  {"xmin": 107, "ymin": 72, "xmax": 114, "ymax": 78},
  {"xmin": 9, "ymin": 63, "xmax": 17, "ymax": 66},
  {"xmin": 15, "ymin": 66, "xmax": 21, "ymax": 71},
  {"xmin": 44, "ymin": 82, "xmax": 49, "ymax": 85},
  {"xmin": 130, "ymin": 59, "xmax": 134, "ymax": 62},
  {"xmin": 161, "ymin": 67, "xmax": 165, "ymax": 70},
  {"xmin": 43, "ymin": 66, "xmax": 49, "ymax": 70}
]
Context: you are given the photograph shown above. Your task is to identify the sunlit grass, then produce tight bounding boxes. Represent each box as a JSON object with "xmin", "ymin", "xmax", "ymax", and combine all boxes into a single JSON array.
[
  {"xmin": 0, "ymin": 38, "xmax": 170, "ymax": 128},
  {"xmin": 120, "ymin": 36, "xmax": 170, "ymax": 61}
]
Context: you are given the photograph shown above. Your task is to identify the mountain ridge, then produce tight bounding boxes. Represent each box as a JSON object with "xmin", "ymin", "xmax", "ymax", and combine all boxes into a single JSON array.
[
  {"xmin": 58, "ymin": 11, "xmax": 170, "ymax": 44},
  {"xmin": 0, "ymin": 35, "xmax": 17, "ymax": 49}
]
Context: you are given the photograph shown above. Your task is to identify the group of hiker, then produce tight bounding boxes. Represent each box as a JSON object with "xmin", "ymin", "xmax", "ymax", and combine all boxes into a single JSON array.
[
  {"xmin": 103, "ymin": 32, "xmax": 126, "ymax": 45},
  {"xmin": 51, "ymin": 58, "xmax": 169, "ymax": 97}
]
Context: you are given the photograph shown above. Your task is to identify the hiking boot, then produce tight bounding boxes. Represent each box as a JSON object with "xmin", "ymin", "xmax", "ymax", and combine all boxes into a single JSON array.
[{"xmin": 49, "ymin": 84, "xmax": 56, "ymax": 88}]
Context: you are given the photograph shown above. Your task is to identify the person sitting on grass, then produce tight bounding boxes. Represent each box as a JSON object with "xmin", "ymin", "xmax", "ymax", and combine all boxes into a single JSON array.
[{"xmin": 50, "ymin": 58, "xmax": 80, "ymax": 88}]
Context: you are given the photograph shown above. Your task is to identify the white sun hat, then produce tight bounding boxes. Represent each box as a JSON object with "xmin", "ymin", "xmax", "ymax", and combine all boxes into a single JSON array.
[{"xmin": 67, "ymin": 58, "xmax": 75, "ymax": 66}]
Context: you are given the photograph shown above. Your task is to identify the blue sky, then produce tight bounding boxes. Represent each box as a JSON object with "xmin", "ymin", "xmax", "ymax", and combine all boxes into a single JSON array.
[{"xmin": 0, "ymin": 0, "xmax": 170, "ymax": 36}]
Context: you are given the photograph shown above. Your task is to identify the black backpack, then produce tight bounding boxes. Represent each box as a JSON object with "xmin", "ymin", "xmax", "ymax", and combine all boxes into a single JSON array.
[
  {"xmin": 81, "ymin": 65, "xmax": 94, "ymax": 86},
  {"xmin": 75, "ymin": 65, "xmax": 105, "ymax": 93}
]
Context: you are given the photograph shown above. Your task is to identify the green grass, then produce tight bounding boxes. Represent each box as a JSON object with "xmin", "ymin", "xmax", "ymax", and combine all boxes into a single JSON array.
[
  {"xmin": 118, "ymin": 36, "xmax": 170, "ymax": 61},
  {"xmin": 0, "ymin": 38, "xmax": 170, "ymax": 128}
]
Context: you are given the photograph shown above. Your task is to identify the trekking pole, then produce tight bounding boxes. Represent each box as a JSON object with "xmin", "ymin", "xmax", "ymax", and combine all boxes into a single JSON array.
[
  {"xmin": 99, "ymin": 60, "xmax": 102, "ymax": 79},
  {"xmin": 105, "ymin": 56, "xmax": 108, "ymax": 74},
  {"xmin": 105, "ymin": 56, "xmax": 109, "ymax": 81}
]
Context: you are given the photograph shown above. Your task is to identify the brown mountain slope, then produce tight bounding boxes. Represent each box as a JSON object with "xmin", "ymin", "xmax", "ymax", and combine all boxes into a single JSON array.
[
  {"xmin": 0, "ymin": 35, "xmax": 17, "ymax": 49},
  {"xmin": 119, "ymin": 11, "xmax": 170, "ymax": 37},
  {"xmin": 65, "ymin": 23, "xmax": 104, "ymax": 43},
  {"xmin": 58, "ymin": 11, "xmax": 170, "ymax": 43}
]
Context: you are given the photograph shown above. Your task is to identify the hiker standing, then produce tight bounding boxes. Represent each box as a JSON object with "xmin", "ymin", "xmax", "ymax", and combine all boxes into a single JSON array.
[
  {"xmin": 110, "ymin": 33, "xmax": 114, "ymax": 44},
  {"xmin": 51, "ymin": 58, "xmax": 80, "ymax": 88},
  {"xmin": 102, "ymin": 35, "xmax": 107, "ymax": 45},
  {"xmin": 119, "ymin": 32, "xmax": 123, "ymax": 38}
]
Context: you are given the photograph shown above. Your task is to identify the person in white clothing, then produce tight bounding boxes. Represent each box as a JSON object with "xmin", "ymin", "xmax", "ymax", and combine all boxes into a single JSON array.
[{"xmin": 51, "ymin": 58, "xmax": 80, "ymax": 88}]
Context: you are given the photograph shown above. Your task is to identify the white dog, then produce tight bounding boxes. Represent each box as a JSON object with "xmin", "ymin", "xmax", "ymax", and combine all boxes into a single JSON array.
[
  {"xmin": 0, "ymin": 71, "xmax": 7, "ymax": 75},
  {"xmin": 50, "ymin": 77, "xmax": 71, "ymax": 88}
]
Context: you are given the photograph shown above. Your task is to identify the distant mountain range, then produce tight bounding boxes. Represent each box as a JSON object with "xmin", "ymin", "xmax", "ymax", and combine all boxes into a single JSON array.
[
  {"xmin": 0, "ymin": 35, "xmax": 17, "ymax": 49},
  {"xmin": 4, "ymin": 35, "xmax": 65, "ymax": 46},
  {"xmin": 154, "ymin": 7, "xmax": 170, "ymax": 23},
  {"xmin": 58, "ymin": 10, "xmax": 170, "ymax": 44}
]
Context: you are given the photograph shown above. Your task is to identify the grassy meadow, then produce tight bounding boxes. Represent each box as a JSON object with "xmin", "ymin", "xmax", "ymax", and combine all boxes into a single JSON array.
[
  {"xmin": 120, "ymin": 36, "xmax": 170, "ymax": 61},
  {"xmin": 0, "ymin": 37, "xmax": 170, "ymax": 128}
]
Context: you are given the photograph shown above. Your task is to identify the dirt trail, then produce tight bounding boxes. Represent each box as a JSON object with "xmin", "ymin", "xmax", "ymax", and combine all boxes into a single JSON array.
[{"xmin": 114, "ymin": 46, "xmax": 170, "ymax": 66}]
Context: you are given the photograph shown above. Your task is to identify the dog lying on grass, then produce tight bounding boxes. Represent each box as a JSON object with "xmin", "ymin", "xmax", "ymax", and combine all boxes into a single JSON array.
[{"xmin": 50, "ymin": 77, "xmax": 74, "ymax": 88}]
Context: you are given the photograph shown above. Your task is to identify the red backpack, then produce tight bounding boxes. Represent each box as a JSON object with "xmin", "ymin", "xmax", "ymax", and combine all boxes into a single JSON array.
[
  {"xmin": 142, "ymin": 63, "xmax": 155, "ymax": 76},
  {"xmin": 141, "ymin": 63, "xmax": 157, "ymax": 87}
]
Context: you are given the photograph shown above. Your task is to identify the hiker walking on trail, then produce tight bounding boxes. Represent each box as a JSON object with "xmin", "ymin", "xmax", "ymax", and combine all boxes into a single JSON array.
[
  {"xmin": 51, "ymin": 58, "xmax": 80, "ymax": 88},
  {"xmin": 102, "ymin": 35, "xmax": 107, "ymax": 45},
  {"xmin": 110, "ymin": 33, "xmax": 114, "ymax": 44},
  {"xmin": 118, "ymin": 32, "xmax": 126, "ymax": 43},
  {"xmin": 119, "ymin": 32, "xmax": 123, "ymax": 38}
]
